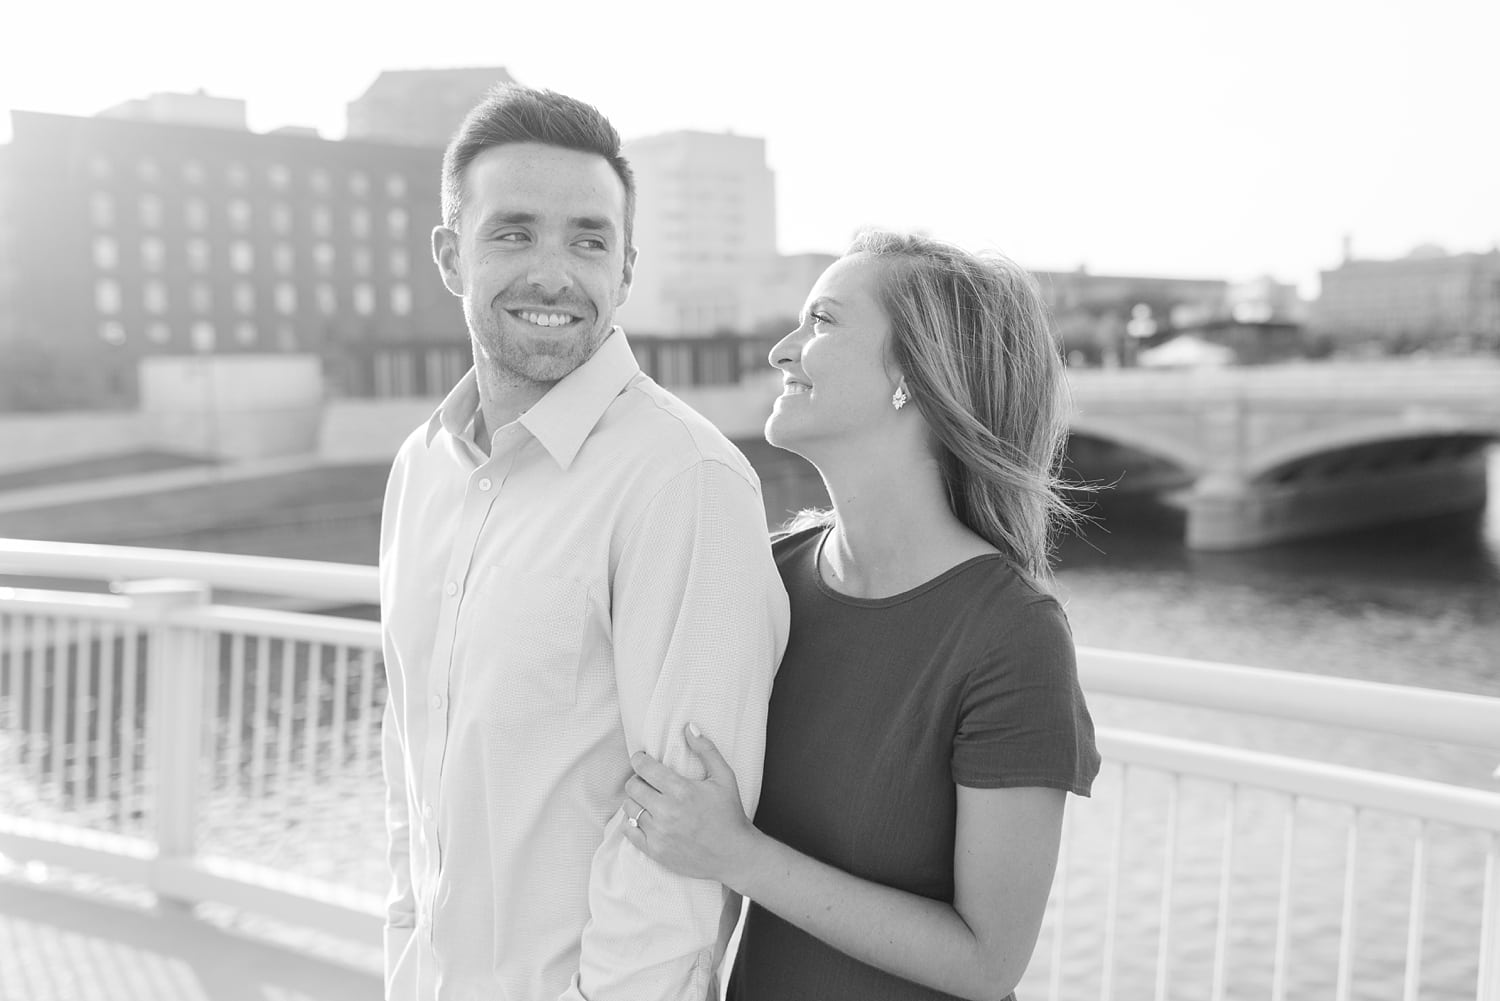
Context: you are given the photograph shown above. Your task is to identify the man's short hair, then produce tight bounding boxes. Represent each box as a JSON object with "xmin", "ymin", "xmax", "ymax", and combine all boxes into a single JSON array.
[{"xmin": 441, "ymin": 86, "xmax": 636, "ymax": 251}]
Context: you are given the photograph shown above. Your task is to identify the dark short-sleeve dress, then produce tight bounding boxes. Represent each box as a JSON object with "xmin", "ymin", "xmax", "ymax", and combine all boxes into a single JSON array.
[{"xmin": 727, "ymin": 525, "xmax": 1100, "ymax": 1001}]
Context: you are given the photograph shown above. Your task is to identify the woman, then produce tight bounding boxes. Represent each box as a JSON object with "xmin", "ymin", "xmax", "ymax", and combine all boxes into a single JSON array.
[{"xmin": 621, "ymin": 230, "xmax": 1100, "ymax": 1000}]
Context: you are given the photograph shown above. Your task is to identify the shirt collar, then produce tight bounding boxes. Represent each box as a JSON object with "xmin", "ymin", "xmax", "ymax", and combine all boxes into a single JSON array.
[{"xmin": 424, "ymin": 327, "xmax": 640, "ymax": 471}]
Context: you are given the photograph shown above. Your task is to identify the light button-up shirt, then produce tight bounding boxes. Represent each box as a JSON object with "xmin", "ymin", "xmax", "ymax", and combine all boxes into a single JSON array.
[{"xmin": 379, "ymin": 329, "xmax": 788, "ymax": 1001}]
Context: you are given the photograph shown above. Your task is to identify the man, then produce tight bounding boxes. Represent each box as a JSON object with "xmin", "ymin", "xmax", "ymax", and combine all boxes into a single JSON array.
[{"xmin": 378, "ymin": 86, "xmax": 788, "ymax": 1000}]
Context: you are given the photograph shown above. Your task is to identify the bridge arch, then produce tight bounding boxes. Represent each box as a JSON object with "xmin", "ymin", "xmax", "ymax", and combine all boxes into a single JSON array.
[
  {"xmin": 1066, "ymin": 417, "xmax": 1204, "ymax": 492},
  {"xmin": 1244, "ymin": 417, "xmax": 1500, "ymax": 484}
]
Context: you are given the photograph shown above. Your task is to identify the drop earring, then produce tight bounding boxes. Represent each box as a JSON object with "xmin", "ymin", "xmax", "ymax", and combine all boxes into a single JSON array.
[{"xmin": 891, "ymin": 382, "xmax": 910, "ymax": 411}]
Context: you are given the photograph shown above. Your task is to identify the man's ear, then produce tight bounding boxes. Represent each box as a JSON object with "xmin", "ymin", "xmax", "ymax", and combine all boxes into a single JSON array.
[
  {"xmin": 432, "ymin": 226, "xmax": 464, "ymax": 297},
  {"xmin": 614, "ymin": 246, "xmax": 638, "ymax": 308}
]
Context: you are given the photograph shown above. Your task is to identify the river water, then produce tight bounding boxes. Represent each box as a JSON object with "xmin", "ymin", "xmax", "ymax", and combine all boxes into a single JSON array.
[{"xmin": 1016, "ymin": 448, "xmax": 1500, "ymax": 1000}]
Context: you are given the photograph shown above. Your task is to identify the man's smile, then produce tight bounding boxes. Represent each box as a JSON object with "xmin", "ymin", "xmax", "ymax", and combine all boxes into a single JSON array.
[{"xmin": 508, "ymin": 308, "xmax": 582, "ymax": 328}]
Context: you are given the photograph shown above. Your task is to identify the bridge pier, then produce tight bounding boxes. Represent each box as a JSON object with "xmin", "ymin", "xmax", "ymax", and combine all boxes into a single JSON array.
[{"xmin": 1185, "ymin": 450, "xmax": 1490, "ymax": 550}]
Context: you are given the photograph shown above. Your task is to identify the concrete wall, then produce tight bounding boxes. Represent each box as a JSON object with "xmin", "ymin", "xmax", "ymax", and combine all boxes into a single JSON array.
[
  {"xmin": 140, "ymin": 355, "xmax": 324, "ymax": 459},
  {"xmin": 0, "ymin": 410, "xmax": 156, "ymax": 474}
]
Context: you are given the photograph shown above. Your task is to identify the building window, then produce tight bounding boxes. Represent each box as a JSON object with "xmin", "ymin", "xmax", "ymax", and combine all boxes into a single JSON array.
[
  {"xmin": 309, "ymin": 168, "xmax": 331, "ymax": 194},
  {"xmin": 352, "ymin": 246, "xmax": 372, "ymax": 276},
  {"xmin": 267, "ymin": 164, "xmax": 291, "ymax": 189},
  {"xmin": 99, "ymin": 320, "xmax": 126, "ymax": 345},
  {"xmin": 234, "ymin": 321, "xmax": 257, "ymax": 345},
  {"xmin": 389, "ymin": 247, "xmax": 409, "ymax": 276},
  {"xmin": 90, "ymin": 192, "xmax": 114, "ymax": 228},
  {"xmin": 182, "ymin": 159, "xmax": 205, "ymax": 184},
  {"xmin": 387, "ymin": 207, "xmax": 408, "ymax": 239},
  {"xmin": 316, "ymin": 283, "xmax": 337, "ymax": 315},
  {"xmin": 274, "ymin": 282, "xmax": 297, "ymax": 315},
  {"xmin": 186, "ymin": 238, "xmax": 211, "ymax": 272},
  {"xmin": 184, "ymin": 198, "xmax": 209, "ymax": 230},
  {"xmin": 144, "ymin": 280, "xmax": 168, "ymax": 314},
  {"xmin": 349, "ymin": 171, "xmax": 370, "ymax": 197},
  {"xmin": 95, "ymin": 279, "xmax": 122, "ymax": 314},
  {"xmin": 353, "ymin": 283, "xmax": 375, "ymax": 316},
  {"xmin": 233, "ymin": 282, "xmax": 256, "ymax": 314},
  {"xmin": 228, "ymin": 198, "xmax": 252, "ymax": 231},
  {"xmin": 391, "ymin": 284, "xmax": 412, "ymax": 316},
  {"xmin": 313, "ymin": 242, "xmax": 335, "ymax": 275},
  {"xmin": 190, "ymin": 282, "xmax": 213, "ymax": 314},
  {"xmin": 230, "ymin": 240, "xmax": 255, "ymax": 273},
  {"xmin": 272, "ymin": 244, "xmax": 295, "ymax": 273},
  {"xmin": 311, "ymin": 206, "xmax": 332, "ymax": 237},
  {"xmin": 276, "ymin": 323, "xmax": 298, "ymax": 351},
  {"xmin": 89, "ymin": 156, "xmax": 112, "ymax": 180},
  {"xmin": 137, "ymin": 158, "xmax": 160, "ymax": 184},
  {"xmin": 386, "ymin": 173, "xmax": 407, "ymax": 198},
  {"xmin": 226, "ymin": 163, "xmax": 248, "ymax": 188},
  {"xmin": 270, "ymin": 202, "xmax": 293, "ymax": 234},
  {"xmin": 351, "ymin": 207, "xmax": 371, "ymax": 239},
  {"xmin": 93, "ymin": 236, "xmax": 118, "ymax": 270},
  {"xmin": 141, "ymin": 237, "xmax": 165, "ymax": 272},
  {"xmin": 147, "ymin": 322, "xmax": 172, "ymax": 345},
  {"xmin": 191, "ymin": 321, "xmax": 216, "ymax": 352}
]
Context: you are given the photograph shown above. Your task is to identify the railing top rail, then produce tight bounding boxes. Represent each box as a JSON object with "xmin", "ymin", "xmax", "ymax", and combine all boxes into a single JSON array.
[
  {"xmin": 0, "ymin": 588, "xmax": 381, "ymax": 648},
  {"xmin": 0, "ymin": 537, "xmax": 377, "ymax": 605},
  {"xmin": 1097, "ymin": 727, "xmax": 1500, "ymax": 830},
  {"xmin": 1078, "ymin": 646, "xmax": 1500, "ymax": 753}
]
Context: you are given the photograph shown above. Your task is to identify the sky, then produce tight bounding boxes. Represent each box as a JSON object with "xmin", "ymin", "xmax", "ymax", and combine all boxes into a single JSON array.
[{"xmin": 3, "ymin": 0, "xmax": 1497, "ymax": 295}]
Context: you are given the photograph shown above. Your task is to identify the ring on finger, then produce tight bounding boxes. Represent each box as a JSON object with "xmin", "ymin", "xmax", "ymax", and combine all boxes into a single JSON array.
[{"xmin": 628, "ymin": 805, "xmax": 647, "ymax": 829}]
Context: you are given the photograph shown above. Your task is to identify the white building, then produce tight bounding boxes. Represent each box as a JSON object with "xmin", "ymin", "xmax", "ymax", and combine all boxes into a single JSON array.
[{"xmin": 619, "ymin": 130, "xmax": 792, "ymax": 336}]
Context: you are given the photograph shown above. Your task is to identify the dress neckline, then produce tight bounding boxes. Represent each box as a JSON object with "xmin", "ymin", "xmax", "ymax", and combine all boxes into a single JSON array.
[{"xmin": 810, "ymin": 525, "xmax": 1008, "ymax": 609}]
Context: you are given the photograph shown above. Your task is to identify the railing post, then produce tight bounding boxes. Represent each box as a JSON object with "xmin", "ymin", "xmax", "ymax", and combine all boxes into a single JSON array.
[
  {"xmin": 1482, "ymin": 832, "xmax": 1500, "ymax": 1001},
  {"xmin": 118, "ymin": 577, "xmax": 209, "ymax": 912}
]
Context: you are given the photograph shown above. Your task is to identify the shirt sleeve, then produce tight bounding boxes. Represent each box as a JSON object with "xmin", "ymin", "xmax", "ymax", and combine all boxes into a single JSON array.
[
  {"xmin": 564, "ymin": 459, "xmax": 789, "ymax": 1001},
  {"xmin": 380, "ymin": 693, "xmax": 416, "ymax": 994},
  {"xmin": 379, "ymin": 448, "xmax": 417, "ymax": 998},
  {"xmin": 951, "ymin": 596, "xmax": 1101, "ymax": 795}
]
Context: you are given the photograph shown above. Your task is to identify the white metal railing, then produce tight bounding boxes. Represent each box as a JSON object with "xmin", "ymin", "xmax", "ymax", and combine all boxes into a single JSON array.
[{"xmin": 2, "ymin": 537, "xmax": 1498, "ymax": 999}]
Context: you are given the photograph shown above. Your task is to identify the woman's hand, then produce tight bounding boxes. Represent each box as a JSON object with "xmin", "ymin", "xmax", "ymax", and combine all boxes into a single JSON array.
[{"xmin": 621, "ymin": 723, "xmax": 761, "ymax": 888}]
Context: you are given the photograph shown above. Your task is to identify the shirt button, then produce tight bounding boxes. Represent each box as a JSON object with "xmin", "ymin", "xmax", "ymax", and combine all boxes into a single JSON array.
[
  {"xmin": 445, "ymin": 581, "xmax": 458, "ymax": 597},
  {"xmin": 477, "ymin": 477, "xmax": 493, "ymax": 491},
  {"xmin": 430, "ymin": 694, "xmax": 443, "ymax": 709}
]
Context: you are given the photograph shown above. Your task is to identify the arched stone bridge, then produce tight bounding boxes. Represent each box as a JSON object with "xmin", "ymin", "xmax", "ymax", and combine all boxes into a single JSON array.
[{"xmin": 1065, "ymin": 361, "xmax": 1500, "ymax": 548}]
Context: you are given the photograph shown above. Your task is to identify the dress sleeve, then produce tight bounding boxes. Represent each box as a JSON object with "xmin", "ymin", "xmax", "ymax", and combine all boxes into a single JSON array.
[{"xmin": 951, "ymin": 597, "xmax": 1101, "ymax": 795}]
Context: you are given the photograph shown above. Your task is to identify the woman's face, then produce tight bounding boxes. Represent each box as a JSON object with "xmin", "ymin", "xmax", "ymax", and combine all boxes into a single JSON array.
[{"xmin": 765, "ymin": 252, "xmax": 903, "ymax": 455}]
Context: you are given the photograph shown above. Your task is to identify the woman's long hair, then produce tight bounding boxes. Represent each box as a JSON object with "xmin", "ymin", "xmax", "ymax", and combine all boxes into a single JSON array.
[{"xmin": 792, "ymin": 230, "xmax": 1078, "ymax": 584}]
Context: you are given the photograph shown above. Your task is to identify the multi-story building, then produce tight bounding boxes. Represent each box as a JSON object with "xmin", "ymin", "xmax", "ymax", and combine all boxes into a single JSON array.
[
  {"xmin": 618, "ymin": 130, "xmax": 783, "ymax": 336},
  {"xmin": 97, "ymin": 89, "xmax": 250, "ymax": 130},
  {"xmin": 0, "ymin": 106, "xmax": 455, "ymax": 409},
  {"xmin": 1033, "ymin": 268, "xmax": 1231, "ymax": 366},
  {"xmin": 346, "ymin": 68, "xmax": 517, "ymax": 148},
  {"xmin": 1311, "ymin": 247, "xmax": 1500, "ymax": 351}
]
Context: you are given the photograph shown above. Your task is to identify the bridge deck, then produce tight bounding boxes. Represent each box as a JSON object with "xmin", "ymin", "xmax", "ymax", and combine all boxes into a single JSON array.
[{"xmin": 0, "ymin": 876, "xmax": 381, "ymax": 1001}]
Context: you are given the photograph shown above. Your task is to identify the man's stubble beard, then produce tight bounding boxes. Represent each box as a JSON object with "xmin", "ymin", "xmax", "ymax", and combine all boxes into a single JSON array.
[{"xmin": 469, "ymin": 300, "xmax": 609, "ymax": 386}]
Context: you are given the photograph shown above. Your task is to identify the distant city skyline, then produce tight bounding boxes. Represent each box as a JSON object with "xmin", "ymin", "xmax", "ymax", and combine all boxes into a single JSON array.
[{"xmin": 4, "ymin": 0, "xmax": 1496, "ymax": 295}]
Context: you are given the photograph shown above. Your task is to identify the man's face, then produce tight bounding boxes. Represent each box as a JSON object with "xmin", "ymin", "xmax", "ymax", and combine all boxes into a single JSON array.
[{"xmin": 434, "ymin": 142, "xmax": 635, "ymax": 385}]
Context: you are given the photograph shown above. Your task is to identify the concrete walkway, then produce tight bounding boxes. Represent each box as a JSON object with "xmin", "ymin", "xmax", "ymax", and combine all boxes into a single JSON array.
[{"xmin": 0, "ymin": 880, "xmax": 381, "ymax": 1001}]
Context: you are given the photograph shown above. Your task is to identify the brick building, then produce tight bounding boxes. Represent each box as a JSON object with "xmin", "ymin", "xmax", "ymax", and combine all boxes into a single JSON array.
[
  {"xmin": 346, "ymin": 68, "xmax": 517, "ymax": 148},
  {"xmin": 0, "ymin": 107, "xmax": 455, "ymax": 409},
  {"xmin": 1311, "ymin": 247, "xmax": 1500, "ymax": 352}
]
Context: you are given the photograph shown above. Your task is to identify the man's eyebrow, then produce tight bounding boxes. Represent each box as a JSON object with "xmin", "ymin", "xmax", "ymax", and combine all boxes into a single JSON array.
[
  {"xmin": 570, "ymin": 215, "xmax": 617, "ymax": 234},
  {"xmin": 478, "ymin": 211, "xmax": 537, "ymax": 228}
]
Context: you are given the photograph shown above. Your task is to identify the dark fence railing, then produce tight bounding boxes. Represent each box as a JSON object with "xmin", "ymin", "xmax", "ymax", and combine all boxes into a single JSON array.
[{"xmin": 324, "ymin": 334, "xmax": 780, "ymax": 399}]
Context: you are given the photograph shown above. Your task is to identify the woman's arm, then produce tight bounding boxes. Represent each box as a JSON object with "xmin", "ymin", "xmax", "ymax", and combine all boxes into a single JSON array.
[{"xmin": 623, "ymin": 725, "xmax": 1065, "ymax": 1001}]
